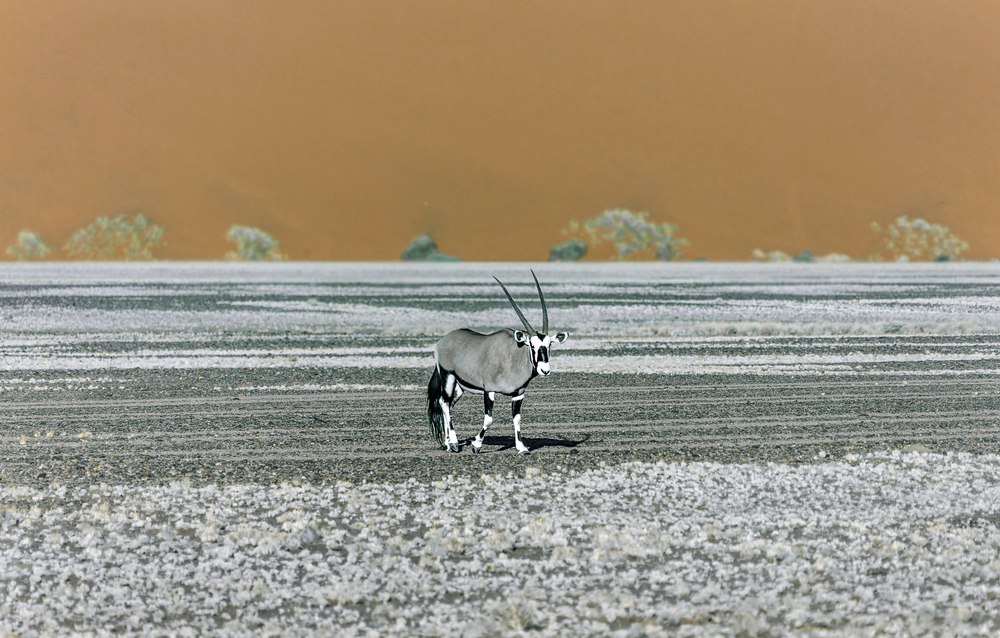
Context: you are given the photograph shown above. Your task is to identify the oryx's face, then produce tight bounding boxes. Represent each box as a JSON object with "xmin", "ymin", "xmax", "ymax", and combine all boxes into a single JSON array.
[
  {"xmin": 514, "ymin": 331, "xmax": 569, "ymax": 376},
  {"xmin": 497, "ymin": 270, "xmax": 569, "ymax": 376}
]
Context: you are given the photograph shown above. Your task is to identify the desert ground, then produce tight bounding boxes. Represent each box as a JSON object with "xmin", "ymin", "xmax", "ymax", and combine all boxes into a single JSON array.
[{"xmin": 3, "ymin": 262, "xmax": 1000, "ymax": 636}]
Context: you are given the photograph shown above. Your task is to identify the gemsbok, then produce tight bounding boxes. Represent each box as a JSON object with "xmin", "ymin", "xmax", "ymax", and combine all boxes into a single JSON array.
[{"xmin": 428, "ymin": 270, "xmax": 568, "ymax": 454}]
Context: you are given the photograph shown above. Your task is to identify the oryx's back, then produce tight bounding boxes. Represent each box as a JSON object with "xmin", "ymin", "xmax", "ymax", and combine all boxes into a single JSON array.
[{"xmin": 434, "ymin": 328, "xmax": 531, "ymax": 395}]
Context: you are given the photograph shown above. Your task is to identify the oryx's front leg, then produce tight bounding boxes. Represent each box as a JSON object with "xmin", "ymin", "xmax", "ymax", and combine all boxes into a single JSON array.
[
  {"xmin": 441, "ymin": 373, "xmax": 462, "ymax": 453},
  {"xmin": 471, "ymin": 392, "xmax": 494, "ymax": 454},
  {"xmin": 511, "ymin": 392, "xmax": 530, "ymax": 455}
]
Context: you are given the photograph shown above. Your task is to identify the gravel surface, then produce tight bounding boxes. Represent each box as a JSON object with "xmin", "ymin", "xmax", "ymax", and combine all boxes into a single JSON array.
[
  {"xmin": 3, "ymin": 454, "xmax": 1000, "ymax": 636},
  {"xmin": 2, "ymin": 261, "xmax": 1000, "ymax": 635}
]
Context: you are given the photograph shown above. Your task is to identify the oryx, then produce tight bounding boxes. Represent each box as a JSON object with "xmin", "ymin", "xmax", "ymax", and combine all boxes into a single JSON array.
[{"xmin": 428, "ymin": 270, "xmax": 568, "ymax": 454}]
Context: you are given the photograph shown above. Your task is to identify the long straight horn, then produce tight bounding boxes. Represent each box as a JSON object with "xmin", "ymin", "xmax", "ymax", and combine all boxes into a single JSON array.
[
  {"xmin": 531, "ymin": 269, "xmax": 548, "ymax": 334},
  {"xmin": 494, "ymin": 276, "xmax": 534, "ymax": 334}
]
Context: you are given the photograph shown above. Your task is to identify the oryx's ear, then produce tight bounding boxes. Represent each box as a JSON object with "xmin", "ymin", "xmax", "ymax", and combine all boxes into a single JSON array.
[
  {"xmin": 513, "ymin": 330, "xmax": 529, "ymax": 347},
  {"xmin": 553, "ymin": 332, "xmax": 569, "ymax": 344}
]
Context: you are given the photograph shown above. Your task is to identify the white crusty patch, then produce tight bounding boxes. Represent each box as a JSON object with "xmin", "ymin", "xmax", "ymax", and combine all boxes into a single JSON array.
[{"xmin": 2, "ymin": 453, "xmax": 1000, "ymax": 635}]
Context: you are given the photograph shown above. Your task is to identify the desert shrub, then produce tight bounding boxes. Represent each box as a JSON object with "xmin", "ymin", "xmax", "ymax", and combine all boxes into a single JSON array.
[
  {"xmin": 6, "ymin": 230, "xmax": 53, "ymax": 261},
  {"xmin": 563, "ymin": 209, "xmax": 688, "ymax": 260},
  {"xmin": 751, "ymin": 249, "xmax": 852, "ymax": 263},
  {"xmin": 871, "ymin": 216, "xmax": 968, "ymax": 262},
  {"xmin": 64, "ymin": 213, "xmax": 164, "ymax": 260},
  {"xmin": 816, "ymin": 252, "xmax": 852, "ymax": 263},
  {"xmin": 751, "ymin": 249, "xmax": 792, "ymax": 262},
  {"xmin": 225, "ymin": 225, "xmax": 286, "ymax": 261}
]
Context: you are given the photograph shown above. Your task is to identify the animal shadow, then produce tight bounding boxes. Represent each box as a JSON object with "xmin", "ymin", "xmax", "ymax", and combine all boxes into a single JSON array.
[{"xmin": 463, "ymin": 434, "xmax": 589, "ymax": 454}]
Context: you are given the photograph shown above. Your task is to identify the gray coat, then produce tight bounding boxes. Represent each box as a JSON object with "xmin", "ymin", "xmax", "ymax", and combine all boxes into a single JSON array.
[{"xmin": 434, "ymin": 328, "xmax": 532, "ymax": 396}]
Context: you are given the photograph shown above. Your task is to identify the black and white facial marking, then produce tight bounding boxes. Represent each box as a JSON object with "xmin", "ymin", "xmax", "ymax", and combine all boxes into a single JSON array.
[{"xmin": 515, "ymin": 330, "xmax": 569, "ymax": 377}]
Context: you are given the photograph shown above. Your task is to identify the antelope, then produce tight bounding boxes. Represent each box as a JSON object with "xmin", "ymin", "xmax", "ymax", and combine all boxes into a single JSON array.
[{"xmin": 428, "ymin": 271, "xmax": 568, "ymax": 454}]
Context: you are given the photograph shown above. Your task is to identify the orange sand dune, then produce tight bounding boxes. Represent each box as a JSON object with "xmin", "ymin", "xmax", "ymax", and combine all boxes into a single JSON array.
[{"xmin": 2, "ymin": 1, "xmax": 999, "ymax": 261}]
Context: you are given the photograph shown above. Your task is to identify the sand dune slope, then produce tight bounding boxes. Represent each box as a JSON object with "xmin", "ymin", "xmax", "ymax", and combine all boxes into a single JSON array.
[{"xmin": 2, "ymin": 1, "xmax": 999, "ymax": 260}]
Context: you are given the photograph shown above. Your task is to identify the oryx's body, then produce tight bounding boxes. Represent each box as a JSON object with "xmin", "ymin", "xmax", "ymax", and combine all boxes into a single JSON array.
[
  {"xmin": 428, "ymin": 271, "xmax": 568, "ymax": 454},
  {"xmin": 435, "ymin": 328, "xmax": 533, "ymax": 396}
]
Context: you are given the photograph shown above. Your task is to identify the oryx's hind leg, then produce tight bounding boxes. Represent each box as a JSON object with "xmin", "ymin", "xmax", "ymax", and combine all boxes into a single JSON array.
[
  {"xmin": 471, "ymin": 392, "xmax": 495, "ymax": 454},
  {"xmin": 449, "ymin": 384, "xmax": 464, "ymax": 451},
  {"xmin": 511, "ymin": 392, "xmax": 530, "ymax": 455},
  {"xmin": 440, "ymin": 372, "xmax": 461, "ymax": 453}
]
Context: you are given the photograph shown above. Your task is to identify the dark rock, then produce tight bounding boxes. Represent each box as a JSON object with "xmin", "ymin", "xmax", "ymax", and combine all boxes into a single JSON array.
[
  {"xmin": 401, "ymin": 234, "xmax": 437, "ymax": 260},
  {"xmin": 401, "ymin": 234, "xmax": 461, "ymax": 262},
  {"xmin": 793, "ymin": 249, "xmax": 815, "ymax": 262},
  {"xmin": 548, "ymin": 239, "xmax": 587, "ymax": 262}
]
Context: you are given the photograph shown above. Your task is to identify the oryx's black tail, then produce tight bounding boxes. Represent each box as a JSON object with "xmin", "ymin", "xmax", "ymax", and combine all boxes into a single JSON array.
[{"xmin": 427, "ymin": 365, "xmax": 446, "ymax": 445}]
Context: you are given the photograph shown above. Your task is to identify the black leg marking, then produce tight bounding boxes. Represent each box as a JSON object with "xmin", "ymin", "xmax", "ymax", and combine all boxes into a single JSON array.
[
  {"xmin": 512, "ymin": 393, "xmax": 529, "ymax": 454},
  {"xmin": 472, "ymin": 391, "xmax": 495, "ymax": 454},
  {"xmin": 484, "ymin": 391, "xmax": 494, "ymax": 419}
]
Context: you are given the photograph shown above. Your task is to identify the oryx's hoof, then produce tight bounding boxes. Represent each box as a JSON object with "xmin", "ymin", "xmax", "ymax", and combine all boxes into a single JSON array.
[
  {"xmin": 517, "ymin": 448, "xmax": 532, "ymax": 456},
  {"xmin": 442, "ymin": 443, "xmax": 460, "ymax": 453},
  {"xmin": 471, "ymin": 444, "xmax": 482, "ymax": 454}
]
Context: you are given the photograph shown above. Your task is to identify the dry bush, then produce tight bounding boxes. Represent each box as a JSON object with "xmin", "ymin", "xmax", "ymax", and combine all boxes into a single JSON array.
[
  {"xmin": 225, "ymin": 225, "xmax": 286, "ymax": 261},
  {"xmin": 6, "ymin": 230, "xmax": 53, "ymax": 261},
  {"xmin": 562, "ymin": 209, "xmax": 688, "ymax": 261},
  {"xmin": 64, "ymin": 214, "xmax": 164, "ymax": 260},
  {"xmin": 751, "ymin": 249, "xmax": 852, "ymax": 263},
  {"xmin": 871, "ymin": 215, "xmax": 968, "ymax": 262}
]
